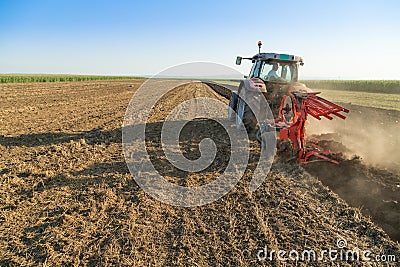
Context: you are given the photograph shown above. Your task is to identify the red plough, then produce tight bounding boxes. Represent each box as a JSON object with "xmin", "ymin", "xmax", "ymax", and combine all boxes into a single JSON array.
[{"xmin": 273, "ymin": 91, "xmax": 349, "ymax": 164}]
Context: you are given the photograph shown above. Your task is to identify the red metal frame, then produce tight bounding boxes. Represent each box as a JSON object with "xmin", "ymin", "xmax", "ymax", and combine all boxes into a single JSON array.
[{"xmin": 274, "ymin": 92, "xmax": 349, "ymax": 164}]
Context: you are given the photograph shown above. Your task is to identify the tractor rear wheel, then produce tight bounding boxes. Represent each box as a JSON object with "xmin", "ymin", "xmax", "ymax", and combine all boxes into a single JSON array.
[{"xmin": 236, "ymin": 98, "xmax": 257, "ymax": 133}]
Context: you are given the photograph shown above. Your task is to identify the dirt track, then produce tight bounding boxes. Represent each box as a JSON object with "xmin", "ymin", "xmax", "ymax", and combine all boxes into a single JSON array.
[{"xmin": 0, "ymin": 80, "xmax": 399, "ymax": 266}]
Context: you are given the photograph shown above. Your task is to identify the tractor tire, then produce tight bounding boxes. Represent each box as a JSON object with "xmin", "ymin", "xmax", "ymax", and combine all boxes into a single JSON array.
[
  {"xmin": 256, "ymin": 128, "xmax": 262, "ymax": 143},
  {"xmin": 257, "ymin": 123, "xmax": 277, "ymax": 159},
  {"xmin": 236, "ymin": 98, "xmax": 257, "ymax": 133},
  {"xmin": 228, "ymin": 91, "xmax": 239, "ymax": 122}
]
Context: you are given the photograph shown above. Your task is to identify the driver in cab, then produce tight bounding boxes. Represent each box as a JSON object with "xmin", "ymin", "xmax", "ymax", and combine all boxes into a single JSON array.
[{"xmin": 266, "ymin": 63, "xmax": 280, "ymax": 81}]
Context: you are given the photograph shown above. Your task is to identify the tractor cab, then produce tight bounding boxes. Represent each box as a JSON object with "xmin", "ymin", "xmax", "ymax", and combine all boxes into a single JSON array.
[
  {"xmin": 234, "ymin": 42, "xmax": 305, "ymax": 116},
  {"xmin": 236, "ymin": 52, "xmax": 304, "ymax": 84}
]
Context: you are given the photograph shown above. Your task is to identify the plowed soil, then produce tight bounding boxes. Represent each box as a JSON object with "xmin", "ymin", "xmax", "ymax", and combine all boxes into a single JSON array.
[{"xmin": 0, "ymin": 80, "xmax": 399, "ymax": 266}]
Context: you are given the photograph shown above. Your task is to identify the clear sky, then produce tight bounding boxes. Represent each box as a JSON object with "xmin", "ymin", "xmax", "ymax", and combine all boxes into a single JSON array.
[{"xmin": 0, "ymin": 0, "xmax": 399, "ymax": 79}]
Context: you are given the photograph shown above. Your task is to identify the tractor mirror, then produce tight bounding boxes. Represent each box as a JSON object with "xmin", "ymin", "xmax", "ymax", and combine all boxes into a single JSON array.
[{"xmin": 236, "ymin": 56, "xmax": 242, "ymax": 65}]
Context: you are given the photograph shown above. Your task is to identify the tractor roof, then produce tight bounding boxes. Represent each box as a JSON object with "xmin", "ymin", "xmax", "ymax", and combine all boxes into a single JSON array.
[{"xmin": 253, "ymin": 53, "xmax": 303, "ymax": 64}]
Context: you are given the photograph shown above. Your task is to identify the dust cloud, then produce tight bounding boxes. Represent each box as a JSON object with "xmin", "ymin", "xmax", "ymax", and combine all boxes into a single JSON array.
[{"xmin": 306, "ymin": 103, "xmax": 400, "ymax": 173}]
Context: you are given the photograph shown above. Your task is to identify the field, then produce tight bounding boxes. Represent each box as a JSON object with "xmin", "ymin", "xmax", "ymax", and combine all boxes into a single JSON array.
[
  {"xmin": 302, "ymin": 80, "xmax": 400, "ymax": 94},
  {"xmin": 0, "ymin": 74, "xmax": 142, "ymax": 83},
  {"xmin": 0, "ymin": 79, "xmax": 399, "ymax": 266}
]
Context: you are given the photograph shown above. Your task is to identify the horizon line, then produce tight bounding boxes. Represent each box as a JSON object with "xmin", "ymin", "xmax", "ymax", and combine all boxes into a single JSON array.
[{"xmin": 0, "ymin": 73, "xmax": 399, "ymax": 81}]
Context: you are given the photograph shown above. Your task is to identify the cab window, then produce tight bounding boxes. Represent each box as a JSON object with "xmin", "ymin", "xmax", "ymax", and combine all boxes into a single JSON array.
[
  {"xmin": 260, "ymin": 63, "xmax": 278, "ymax": 81},
  {"xmin": 250, "ymin": 61, "xmax": 262, "ymax": 78},
  {"xmin": 259, "ymin": 62, "xmax": 297, "ymax": 83}
]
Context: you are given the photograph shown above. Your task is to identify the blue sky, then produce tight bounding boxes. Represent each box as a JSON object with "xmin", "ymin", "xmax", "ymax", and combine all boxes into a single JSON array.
[{"xmin": 0, "ymin": 0, "xmax": 399, "ymax": 79}]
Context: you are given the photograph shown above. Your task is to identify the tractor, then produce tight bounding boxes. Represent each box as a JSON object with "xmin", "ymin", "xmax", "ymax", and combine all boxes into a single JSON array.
[{"xmin": 228, "ymin": 41, "xmax": 349, "ymax": 164}]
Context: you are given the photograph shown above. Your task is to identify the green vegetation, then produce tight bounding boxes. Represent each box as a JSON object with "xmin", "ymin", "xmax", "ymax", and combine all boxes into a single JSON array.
[
  {"xmin": 317, "ymin": 89, "xmax": 400, "ymax": 111},
  {"xmin": 214, "ymin": 79, "xmax": 400, "ymax": 95},
  {"xmin": 0, "ymin": 74, "xmax": 143, "ymax": 83},
  {"xmin": 302, "ymin": 80, "xmax": 400, "ymax": 111},
  {"xmin": 210, "ymin": 79, "xmax": 241, "ymax": 86},
  {"xmin": 301, "ymin": 80, "xmax": 400, "ymax": 94}
]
